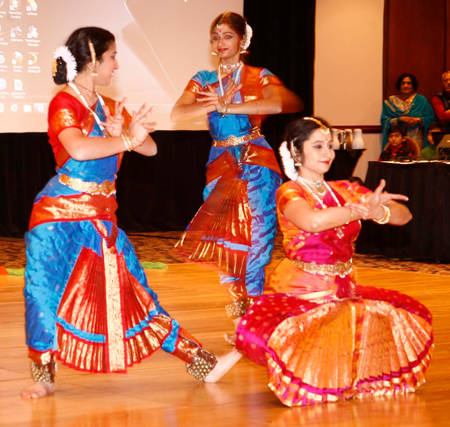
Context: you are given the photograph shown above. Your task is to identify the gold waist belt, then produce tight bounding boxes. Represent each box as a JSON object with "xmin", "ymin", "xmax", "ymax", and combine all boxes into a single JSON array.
[
  {"xmin": 212, "ymin": 128, "xmax": 262, "ymax": 147},
  {"xmin": 59, "ymin": 174, "xmax": 116, "ymax": 197},
  {"xmin": 291, "ymin": 259, "xmax": 353, "ymax": 277}
]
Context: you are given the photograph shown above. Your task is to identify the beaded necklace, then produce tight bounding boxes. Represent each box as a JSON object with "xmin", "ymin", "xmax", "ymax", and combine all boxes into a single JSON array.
[
  {"xmin": 217, "ymin": 62, "xmax": 243, "ymax": 97},
  {"xmin": 68, "ymin": 82, "xmax": 108, "ymax": 137},
  {"xmin": 297, "ymin": 178, "xmax": 345, "ymax": 239}
]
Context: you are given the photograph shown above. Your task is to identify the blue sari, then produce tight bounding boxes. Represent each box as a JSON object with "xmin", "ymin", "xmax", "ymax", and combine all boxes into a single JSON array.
[
  {"xmin": 381, "ymin": 94, "xmax": 435, "ymax": 149},
  {"xmin": 25, "ymin": 91, "xmax": 202, "ymax": 373}
]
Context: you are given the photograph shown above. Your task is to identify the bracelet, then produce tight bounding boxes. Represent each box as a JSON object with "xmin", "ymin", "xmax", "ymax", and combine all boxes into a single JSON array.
[
  {"xmin": 128, "ymin": 132, "xmax": 144, "ymax": 148},
  {"xmin": 219, "ymin": 101, "xmax": 229, "ymax": 118},
  {"xmin": 345, "ymin": 207, "xmax": 353, "ymax": 225},
  {"xmin": 121, "ymin": 133, "xmax": 133, "ymax": 152},
  {"xmin": 373, "ymin": 204, "xmax": 391, "ymax": 224}
]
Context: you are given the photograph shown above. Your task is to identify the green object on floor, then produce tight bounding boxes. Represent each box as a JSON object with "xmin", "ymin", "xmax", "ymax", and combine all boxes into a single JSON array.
[
  {"xmin": 141, "ymin": 262, "xmax": 168, "ymax": 269},
  {"xmin": 6, "ymin": 268, "xmax": 25, "ymax": 276}
]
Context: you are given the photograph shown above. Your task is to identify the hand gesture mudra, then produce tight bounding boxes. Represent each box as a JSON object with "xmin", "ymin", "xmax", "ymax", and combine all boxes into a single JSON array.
[
  {"xmin": 102, "ymin": 98, "xmax": 126, "ymax": 137},
  {"xmin": 197, "ymin": 79, "xmax": 243, "ymax": 111},
  {"xmin": 128, "ymin": 104, "xmax": 157, "ymax": 147},
  {"xmin": 345, "ymin": 179, "xmax": 408, "ymax": 221}
]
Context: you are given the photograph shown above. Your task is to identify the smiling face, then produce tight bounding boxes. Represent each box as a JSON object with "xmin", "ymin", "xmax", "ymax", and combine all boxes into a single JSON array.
[
  {"xmin": 211, "ymin": 24, "xmax": 242, "ymax": 63},
  {"xmin": 94, "ymin": 42, "xmax": 118, "ymax": 87},
  {"xmin": 299, "ymin": 128, "xmax": 335, "ymax": 180},
  {"xmin": 400, "ymin": 77, "xmax": 414, "ymax": 95}
]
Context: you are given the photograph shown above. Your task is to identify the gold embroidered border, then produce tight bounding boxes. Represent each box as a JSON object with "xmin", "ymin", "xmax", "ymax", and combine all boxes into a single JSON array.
[
  {"xmin": 291, "ymin": 259, "xmax": 353, "ymax": 277},
  {"xmin": 212, "ymin": 127, "xmax": 262, "ymax": 147},
  {"xmin": 59, "ymin": 174, "xmax": 116, "ymax": 197}
]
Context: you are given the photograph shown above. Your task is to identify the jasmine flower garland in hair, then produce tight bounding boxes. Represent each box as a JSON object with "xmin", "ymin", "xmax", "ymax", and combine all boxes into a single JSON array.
[{"xmin": 53, "ymin": 46, "xmax": 77, "ymax": 82}]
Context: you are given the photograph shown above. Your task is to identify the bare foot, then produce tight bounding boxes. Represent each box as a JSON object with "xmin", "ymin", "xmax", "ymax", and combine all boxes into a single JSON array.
[
  {"xmin": 223, "ymin": 333, "xmax": 236, "ymax": 346},
  {"xmin": 21, "ymin": 382, "xmax": 55, "ymax": 399},
  {"xmin": 204, "ymin": 349, "xmax": 242, "ymax": 383}
]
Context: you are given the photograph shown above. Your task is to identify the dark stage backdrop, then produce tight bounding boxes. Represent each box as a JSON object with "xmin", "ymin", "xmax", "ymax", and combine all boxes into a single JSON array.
[{"xmin": 0, "ymin": 1, "xmax": 316, "ymax": 237}]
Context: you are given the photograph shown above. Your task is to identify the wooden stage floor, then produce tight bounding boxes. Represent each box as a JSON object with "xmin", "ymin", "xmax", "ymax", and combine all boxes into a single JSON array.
[{"xmin": 1, "ymin": 261, "xmax": 449, "ymax": 427}]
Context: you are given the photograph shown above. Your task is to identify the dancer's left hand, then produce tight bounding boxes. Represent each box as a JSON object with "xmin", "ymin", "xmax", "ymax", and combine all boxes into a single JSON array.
[{"xmin": 102, "ymin": 98, "xmax": 126, "ymax": 137}]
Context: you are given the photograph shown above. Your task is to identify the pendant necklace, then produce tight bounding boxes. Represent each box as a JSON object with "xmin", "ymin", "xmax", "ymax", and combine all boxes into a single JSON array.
[
  {"xmin": 68, "ymin": 82, "xmax": 108, "ymax": 137},
  {"xmin": 297, "ymin": 178, "xmax": 345, "ymax": 239},
  {"xmin": 217, "ymin": 61, "xmax": 243, "ymax": 97},
  {"xmin": 297, "ymin": 175, "xmax": 327, "ymax": 197}
]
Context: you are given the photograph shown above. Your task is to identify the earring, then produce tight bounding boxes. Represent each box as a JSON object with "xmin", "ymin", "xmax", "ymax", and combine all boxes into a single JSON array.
[
  {"xmin": 295, "ymin": 162, "xmax": 302, "ymax": 166},
  {"xmin": 211, "ymin": 51, "xmax": 218, "ymax": 56},
  {"xmin": 91, "ymin": 68, "xmax": 97, "ymax": 77}
]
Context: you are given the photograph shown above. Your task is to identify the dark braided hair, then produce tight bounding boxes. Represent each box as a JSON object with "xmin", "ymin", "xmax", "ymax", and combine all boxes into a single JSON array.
[{"xmin": 53, "ymin": 27, "xmax": 115, "ymax": 85}]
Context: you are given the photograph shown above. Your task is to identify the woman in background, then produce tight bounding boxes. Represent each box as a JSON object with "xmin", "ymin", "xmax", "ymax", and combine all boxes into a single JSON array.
[
  {"xmin": 381, "ymin": 73, "xmax": 434, "ymax": 149},
  {"xmin": 171, "ymin": 12, "xmax": 302, "ymax": 336}
]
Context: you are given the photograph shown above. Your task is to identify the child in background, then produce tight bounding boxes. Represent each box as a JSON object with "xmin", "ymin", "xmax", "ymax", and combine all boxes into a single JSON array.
[
  {"xmin": 420, "ymin": 122, "xmax": 444, "ymax": 159},
  {"xmin": 379, "ymin": 124, "xmax": 413, "ymax": 161}
]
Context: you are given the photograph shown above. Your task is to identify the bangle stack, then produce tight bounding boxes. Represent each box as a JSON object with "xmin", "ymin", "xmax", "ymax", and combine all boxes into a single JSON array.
[
  {"xmin": 373, "ymin": 204, "xmax": 391, "ymax": 224},
  {"xmin": 345, "ymin": 207, "xmax": 353, "ymax": 225},
  {"xmin": 217, "ymin": 100, "xmax": 229, "ymax": 118},
  {"xmin": 121, "ymin": 132, "xmax": 144, "ymax": 152}
]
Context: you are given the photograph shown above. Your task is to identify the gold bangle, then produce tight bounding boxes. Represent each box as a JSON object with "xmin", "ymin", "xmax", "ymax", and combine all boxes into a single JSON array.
[
  {"xmin": 121, "ymin": 133, "xmax": 132, "ymax": 152},
  {"xmin": 219, "ymin": 101, "xmax": 229, "ymax": 118},
  {"xmin": 128, "ymin": 132, "xmax": 144, "ymax": 148},
  {"xmin": 345, "ymin": 207, "xmax": 353, "ymax": 225},
  {"xmin": 373, "ymin": 204, "xmax": 391, "ymax": 224}
]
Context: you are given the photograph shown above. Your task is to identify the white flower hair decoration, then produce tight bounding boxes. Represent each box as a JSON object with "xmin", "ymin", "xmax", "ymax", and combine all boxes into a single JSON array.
[
  {"xmin": 279, "ymin": 141, "xmax": 299, "ymax": 181},
  {"xmin": 241, "ymin": 23, "xmax": 253, "ymax": 51},
  {"xmin": 53, "ymin": 46, "xmax": 77, "ymax": 82}
]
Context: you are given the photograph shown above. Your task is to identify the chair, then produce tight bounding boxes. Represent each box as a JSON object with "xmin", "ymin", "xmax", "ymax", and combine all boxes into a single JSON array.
[{"xmin": 384, "ymin": 136, "xmax": 420, "ymax": 157}]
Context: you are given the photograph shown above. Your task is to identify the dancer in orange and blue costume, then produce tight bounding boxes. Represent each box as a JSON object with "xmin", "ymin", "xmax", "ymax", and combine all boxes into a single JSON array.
[
  {"xmin": 236, "ymin": 117, "xmax": 433, "ymax": 407},
  {"xmin": 171, "ymin": 12, "xmax": 302, "ymax": 333},
  {"xmin": 21, "ymin": 27, "xmax": 240, "ymax": 399}
]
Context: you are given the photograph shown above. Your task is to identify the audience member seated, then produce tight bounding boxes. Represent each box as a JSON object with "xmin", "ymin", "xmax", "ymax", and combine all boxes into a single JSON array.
[
  {"xmin": 420, "ymin": 121, "xmax": 444, "ymax": 159},
  {"xmin": 379, "ymin": 124, "xmax": 416, "ymax": 161},
  {"xmin": 431, "ymin": 71, "xmax": 450, "ymax": 132},
  {"xmin": 381, "ymin": 73, "xmax": 435, "ymax": 149}
]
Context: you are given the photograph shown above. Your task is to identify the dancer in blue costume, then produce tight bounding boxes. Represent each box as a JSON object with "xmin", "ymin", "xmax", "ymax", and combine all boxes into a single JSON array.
[
  {"xmin": 172, "ymin": 12, "xmax": 303, "ymax": 337},
  {"xmin": 21, "ymin": 27, "xmax": 240, "ymax": 399}
]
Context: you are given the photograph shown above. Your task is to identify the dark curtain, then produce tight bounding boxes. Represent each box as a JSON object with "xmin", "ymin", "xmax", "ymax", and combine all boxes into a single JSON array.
[
  {"xmin": 0, "ymin": 131, "xmax": 211, "ymax": 237},
  {"xmin": 357, "ymin": 161, "xmax": 450, "ymax": 262},
  {"xmin": 244, "ymin": 0, "xmax": 316, "ymax": 149},
  {"xmin": 0, "ymin": 1, "xmax": 317, "ymax": 237}
]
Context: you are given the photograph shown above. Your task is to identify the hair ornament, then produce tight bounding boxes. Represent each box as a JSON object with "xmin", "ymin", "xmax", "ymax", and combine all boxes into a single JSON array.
[
  {"xmin": 304, "ymin": 117, "xmax": 330, "ymax": 134},
  {"xmin": 241, "ymin": 23, "xmax": 253, "ymax": 52},
  {"xmin": 88, "ymin": 39, "xmax": 97, "ymax": 76},
  {"xmin": 53, "ymin": 45, "xmax": 77, "ymax": 82},
  {"xmin": 279, "ymin": 141, "xmax": 299, "ymax": 181}
]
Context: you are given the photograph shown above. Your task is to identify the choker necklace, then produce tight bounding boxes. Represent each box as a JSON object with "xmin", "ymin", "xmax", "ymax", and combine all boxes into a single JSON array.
[
  {"xmin": 220, "ymin": 61, "xmax": 242, "ymax": 71},
  {"xmin": 297, "ymin": 175, "xmax": 326, "ymax": 197},
  {"xmin": 296, "ymin": 179, "xmax": 346, "ymax": 239}
]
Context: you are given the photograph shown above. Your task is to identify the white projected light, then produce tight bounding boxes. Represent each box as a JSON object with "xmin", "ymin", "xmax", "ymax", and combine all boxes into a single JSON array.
[{"xmin": 0, "ymin": 0, "xmax": 243, "ymax": 133}]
